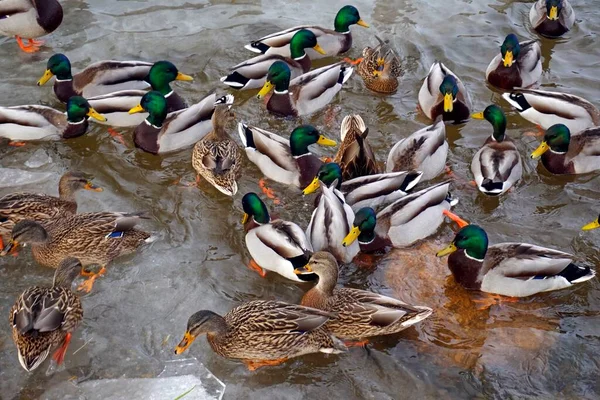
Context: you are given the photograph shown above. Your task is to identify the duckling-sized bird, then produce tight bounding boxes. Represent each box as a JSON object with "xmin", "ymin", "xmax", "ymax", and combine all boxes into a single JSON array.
[
  {"xmin": 0, "ymin": 0, "xmax": 62, "ymax": 53},
  {"xmin": 583, "ymin": 215, "xmax": 600, "ymax": 231},
  {"xmin": 471, "ymin": 105, "xmax": 522, "ymax": 196},
  {"xmin": 10, "ymin": 257, "xmax": 83, "ymax": 372},
  {"xmin": 356, "ymin": 36, "xmax": 401, "ymax": 94},
  {"xmin": 257, "ymin": 61, "xmax": 353, "ymax": 117},
  {"xmin": 486, "ymin": 34, "xmax": 542, "ymax": 90},
  {"xmin": 294, "ymin": 252, "xmax": 432, "ymax": 343},
  {"xmin": 192, "ymin": 95, "xmax": 241, "ymax": 196},
  {"xmin": 333, "ymin": 114, "xmax": 379, "ymax": 181},
  {"xmin": 531, "ymin": 124, "xmax": 600, "ymax": 175},
  {"xmin": 502, "ymin": 89, "xmax": 600, "ymax": 135},
  {"xmin": 418, "ymin": 62, "xmax": 472, "ymax": 123},
  {"xmin": 222, "ymin": 29, "xmax": 326, "ymax": 90},
  {"xmin": 174, "ymin": 301, "xmax": 346, "ymax": 371},
  {"xmin": 530, "ymin": 0, "xmax": 574, "ymax": 38},
  {"xmin": 0, "ymin": 96, "xmax": 106, "ymax": 142},
  {"xmin": 436, "ymin": 224, "xmax": 596, "ymax": 297},
  {"xmin": 245, "ymin": 5, "xmax": 368, "ymax": 59},
  {"xmin": 241, "ymin": 193, "xmax": 315, "ymax": 281}
]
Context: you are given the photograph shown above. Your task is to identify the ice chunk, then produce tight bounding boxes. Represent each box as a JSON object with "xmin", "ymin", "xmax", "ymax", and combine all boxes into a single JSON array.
[
  {"xmin": 24, "ymin": 149, "xmax": 52, "ymax": 168},
  {"xmin": 0, "ymin": 168, "xmax": 54, "ymax": 188}
]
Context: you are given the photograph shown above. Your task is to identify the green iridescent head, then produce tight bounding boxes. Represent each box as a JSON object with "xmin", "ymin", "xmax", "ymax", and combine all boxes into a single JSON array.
[
  {"xmin": 334, "ymin": 5, "xmax": 368, "ymax": 33},
  {"xmin": 263, "ymin": 61, "xmax": 291, "ymax": 93},
  {"xmin": 241, "ymin": 192, "xmax": 270, "ymax": 225},
  {"xmin": 130, "ymin": 91, "xmax": 168, "ymax": 127},
  {"xmin": 66, "ymin": 96, "xmax": 106, "ymax": 123},
  {"xmin": 531, "ymin": 124, "xmax": 571, "ymax": 159},
  {"xmin": 440, "ymin": 224, "xmax": 489, "ymax": 260},
  {"xmin": 302, "ymin": 162, "xmax": 343, "ymax": 195},
  {"xmin": 289, "ymin": 126, "xmax": 337, "ymax": 156},
  {"xmin": 472, "ymin": 104, "xmax": 507, "ymax": 141},
  {"xmin": 343, "ymin": 207, "xmax": 377, "ymax": 246},
  {"xmin": 546, "ymin": 0, "xmax": 563, "ymax": 20},
  {"xmin": 289, "ymin": 29, "xmax": 326, "ymax": 59},
  {"xmin": 146, "ymin": 61, "xmax": 193, "ymax": 95},
  {"xmin": 37, "ymin": 54, "xmax": 72, "ymax": 85},
  {"xmin": 500, "ymin": 34, "xmax": 520, "ymax": 67}
]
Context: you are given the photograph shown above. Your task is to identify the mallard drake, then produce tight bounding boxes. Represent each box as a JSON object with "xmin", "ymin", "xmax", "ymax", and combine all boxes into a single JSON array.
[
  {"xmin": 174, "ymin": 301, "xmax": 346, "ymax": 371},
  {"xmin": 128, "ymin": 91, "xmax": 224, "ymax": 155},
  {"xmin": 530, "ymin": 124, "xmax": 600, "ymax": 175},
  {"xmin": 244, "ymin": 5, "xmax": 368, "ymax": 59},
  {"xmin": 583, "ymin": 215, "xmax": 600, "ymax": 231},
  {"xmin": 418, "ymin": 62, "xmax": 471, "ymax": 123},
  {"xmin": 485, "ymin": 34, "xmax": 542, "ymax": 90},
  {"xmin": 385, "ymin": 116, "xmax": 447, "ymax": 181},
  {"xmin": 221, "ymin": 29, "xmax": 326, "ymax": 90},
  {"xmin": 241, "ymin": 193, "xmax": 315, "ymax": 281},
  {"xmin": 0, "ymin": 0, "xmax": 62, "ymax": 53},
  {"xmin": 333, "ymin": 114, "xmax": 379, "ymax": 181},
  {"xmin": 10, "ymin": 257, "xmax": 83, "ymax": 372},
  {"xmin": 471, "ymin": 105, "xmax": 522, "ymax": 196},
  {"xmin": 357, "ymin": 36, "xmax": 401, "ymax": 94},
  {"xmin": 237, "ymin": 123, "xmax": 337, "ymax": 189},
  {"xmin": 191, "ymin": 95, "xmax": 241, "ymax": 196},
  {"xmin": 530, "ymin": 0, "xmax": 574, "ymax": 38},
  {"xmin": 436, "ymin": 224, "xmax": 596, "ymax": 297},
  {"xmin": 0, "ymin": 96, "xmax": 106, "ymax": 142},
  {"xmin": 502, "ymin": 89, "xmax": 600, "ymax": 135},
  {"xmin": 257, "ymin": 61, "xmax": 353, "ymax": 117},
  {"xmin": 1, "ymin": 213, "xmax": 151, "ymax": 292},
  {"xmin": 294, "ymin": 252, "xmax": 432, "ymax": 342}
]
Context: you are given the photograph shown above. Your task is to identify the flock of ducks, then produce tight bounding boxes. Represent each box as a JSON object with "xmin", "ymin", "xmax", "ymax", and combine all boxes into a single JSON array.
[{"xmin": 1, "ymin": 0, "xmax": 599, "ymax": 375}]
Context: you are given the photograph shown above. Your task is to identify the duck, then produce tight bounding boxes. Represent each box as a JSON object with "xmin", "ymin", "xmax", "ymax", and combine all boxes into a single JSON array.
[
  {"xmin": 241, "ymin": 193, "xmax": 315, "ymax": 281},
  {"xmin": 237, "ymin": 123, "xmax": 337, "ymax": 189},
  {"xmin": 471, "ymin": 105, "xmax": 523, "ymax": 196},
  {"xmin": 530, "ymin": 0, "xmax": 575, "ymax": 38},
  {"xmin": 244, "ymin": 5, "xmax": 368, "ymax": 59},
  {"xmin": 418, "ymin": 62, "xmax": 471, "ymax": 123},
  {"xmin": 333, "ymin": 114, "xmax": 379, "ymax": 181},
  {"xmin": 10, "ymin": 257, "xmax": 83, "ymax": 372},
  {"xmin": 357, "ymin": 36, "xmax": 401, "ymax": 94},
  {"xmin": 502, "ymin": 88, "xmax": 600, "ymax": 135},
  {"xmin": 582, "ymin": 215, "xmax": 600, "ymax": 231},
  {"xmin": 0, "ymin": 96, "xmax": 106, "ymax": 142},
  {"xmin": 485, "ymin": 34, "xmax": 542, "ymax": 90},
  {"xmin": 294, "ymin": 252, "xmax": 432, "ymax": 342},
  {"xmin": 436, "ymin": 224, "xmax": 596, "ymax": 297},
  {"xmin": 191, "ymin": 95, "xmax": 241, "ymax": 196},
  {"xmin": 257, "ymin": 61, "xmax": 353, "ymax": 117},
  {"xmin": 128, "ymin": 91, "xmax": 225, "ymax": 155},
  {"xmin": 385, "ymin": 116, "xmax": 447, "ymax": 181},
  {"xmin": 1, "ymin": 212, "xmax": 152, "ymax": 293},
  {"xmin": 221, "ymin": 29, "xmax": 326, "ymax": 90},
  {"xmin": 174, "ymin": 300, "xmax": 346, "ymax": 371},
  {"xmin": 0, "ymin": 0, "xmax": 63, "ymax": 53},
  {"xmin": 530, "ymin": 124, "xmax": 600, "ymax": 175}
]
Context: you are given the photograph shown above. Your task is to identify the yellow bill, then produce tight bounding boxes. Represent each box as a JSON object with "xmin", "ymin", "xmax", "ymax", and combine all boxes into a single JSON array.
[
  {"xmin": 582, "ymin": 218, "xmax": 600, "ymax": 231},
  {"xmin": 531, "ymin": 141, "xmax": 549, "ymax": 159},
  {"xmin": 317, "ymin": 135, "xmax": 337, "ymax": 146},
  {"xmin": 443, "ymin": 93, "xmax": 454, "ymax": 113},
  {"xmin": 436, "ymin": 243, "xmax": 457, "ymax": 257},
  {"xmin": 357, "ymin": 19, "xmax": 369, "ymax": 28},
  {"xmin": 84, "ymin": 181, "xmax": 103, "ymax": 192},
  {"xmin": 257, "ymin": 81, "xmax": 274, "ymax": 99},
  {"xmin": 342, "ymin": 226, "xmax": 361, "ymax": 247},
  {"xmin": 174, "ymin": 331, "xmax": 196, "ymax": 355},
  {"xmin": 503, "ymin": 50, "xmax": 514, "ymax": 67},
  {"xmin": 176, "ymin": 72, "xmax": 194, "ymax": 81},
  {"xmin": 0, "ymin": 240, "xmax": 18, "ymax": 256},
  {"xmin": 241, "ymin": 213, "xmax": 249, "ymax": 224},
  {"xmin": 87, "ymin": 108, "xmax": 107, "ymax": 122},
  {"xmin": 313, "ymin": 44, "xmax": 326, "ymax": 55},
  {"xmin": 471, "ymin": 112, "xmax": 485, "ymax": 120},
  {"xmin": 302, "ymin": 177, "xmax": 320, "ymax": 195},
  {"xmin": 294, "ymin": 264, "xmax": 313, "ymax": 275},
  {"xmin": 128, "ymin": 104, "xmax": 145, "ymax": 114},
  {"xmin": 549, "ymin": 6, "xmax": 558, "ymax": 20},
  {"xmin": 37, "ymin": 69, "xmax": 54, "ymax": 86}
]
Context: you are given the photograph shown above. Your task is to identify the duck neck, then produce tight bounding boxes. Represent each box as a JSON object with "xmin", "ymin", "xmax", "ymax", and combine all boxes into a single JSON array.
[
  {"xmin": 315, "ymin": 268, "xmax": 337, "ymax": 296},
  {"xmin": 63, "ymin": 118, "xmax": 89, "ymax": 139},
  {"xmin": 358, "ymin": 229, "xmax": 376, "ymax": 245},
  {"xmin": 146, "ymin": 113, "xmax": 165, "ymax": 128},
  {"xmin": 57, "ymin": 180, "xmax": 77, "ymax": 202},
  {"xmin": 490, "ymin": 119, "xmax": 507, "ymax": 142}
]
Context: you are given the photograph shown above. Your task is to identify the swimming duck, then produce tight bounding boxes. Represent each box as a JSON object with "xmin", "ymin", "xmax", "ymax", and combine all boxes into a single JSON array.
[
  {"xmin": 582, "ymin": 215, "xmax": 600, "ymax": 231},
  {"xmin": 222, "ymin": 29, "xmax": 326, "ymax": 90},
  {"xmin": 294, "ymin": 252, "xmax": 432, "ymax": 342},
  {"xmin": 174, "ymin": 301, "xmax": 346, "ymax": 371},
  {"xmin": 0, "ymin": 0, "xmax": 63, "ymax": 53},
  {"xmin": 471, "ymin": 105, "xmax": 522, "ymax": 196},
  {"xmin": 530, "ymin": 0, "xmax": 574, "ymax": 38},
  {"xmin": 486, "ymin": 34, "xmax": 542, "ymax": 90},
  {"xmin": 530, "ymin": 125, "xmax": 600, "ymax": 175},
  {"xmin": 257, "ymin": 61, "xmax": 353, "ymax": 117},
  {"xmin": 436, "ymin": 224, "xmax": 596, "ymax": 297},
  {"xmin": 10, "ymin": 257, "xmax": 83, "ymax": 372},
  {"xmin": 418, "ymin": 62, "xmax": 471, "ymax": 123},
  {"xmin": 357, "ymin": 36, "xmax": 401, "ymax": 94},
  {"xmin": 333, "ymin": 114, "xmax": 379, "ymax": 181},
  {"xmin": 245, "ymin": 5, "xmax": 368, "ymax": 59},
  {"xmin": 0, "ymin": 96, "xmax": 106, "ymax": 142},
  {"xmin": 502, "ymin": 89, "xmax": 600, "ymax": 135},
  {"xmin": 192, "ymin": 95, "xmax": 241, "ymax": 196}
]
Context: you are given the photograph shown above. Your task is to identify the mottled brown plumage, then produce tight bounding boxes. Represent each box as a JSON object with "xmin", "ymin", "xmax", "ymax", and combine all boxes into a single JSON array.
[
  {"xmin": 333, "ymin": 114, "xmax": 379, "ymax": 181},
  {"xmin": 357, "ymin": 36, "xmax": 401, "ymax": 94}
]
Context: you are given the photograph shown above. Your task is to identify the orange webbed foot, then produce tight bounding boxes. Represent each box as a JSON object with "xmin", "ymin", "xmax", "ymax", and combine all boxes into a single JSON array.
[
  {"xmin": 8, "ymin": 141, "xmax": 26, "ymax": 147},
  {"xmin": 77, "ymin": 266, "xmax": 106, "ymax": 293},
  {"xmin": 16, "ymin": 36, "xmax": 41, "ymax": 53},
  {"xmin": 244, "ymin": 357, "xmax": 288, "ymax": 371},
  {"xmin": 343, "ymin": 57, "xmax": 364, "ymax": 66},
  {"xmin": 343, "ymin": 340, "xmax": 369, "ymax": 348},
  {"xmin": 247, "ymin": 259, "xmax": 267, "ymax": 278},
  {"xmin": 472, "ymin": 293, "xmax": 519, "ymax": 310},
  {"xmin": 443, "ymin": 209, "xmax": 469, "ymax": 229},
  {"xmin": 107, "ymin": 128, "xmax": 127, "ymax": 146},
  {"xmin": 258, "ymin": 178, "xmax": 280, "ymax": 205}
]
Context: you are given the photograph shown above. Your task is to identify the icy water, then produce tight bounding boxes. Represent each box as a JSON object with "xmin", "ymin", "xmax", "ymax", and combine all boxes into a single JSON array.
[{"xmin": 1, "ymin": 0, "xmax": 600, "ymax": 399}]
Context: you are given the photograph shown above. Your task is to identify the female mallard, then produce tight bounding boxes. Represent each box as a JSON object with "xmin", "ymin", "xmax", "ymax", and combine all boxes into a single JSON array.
[
  {"xmin": 530, "ymin": 124, "xmax": 600, "ymax": 175},
  {"xmin": 294, "ymin": 252, "xmax": 432, "ymax": 342},
  {"xmin": 10, "ymin": 257, "xmax": 83, "ymax": 372},
  {"xmin": 357, "ymin": 36, "xmax": 401, "ymax": 94},
  {"xmin": 241, "ymin": 193, "xmax": 315, "ymax": 281},
  {"xmin": 502, "ymin": 89, "xmax": 600, "ymax": 135},
  {"xmin": 257, "ymin": 61, "xmax": 353, "ymax": 117},
  {"xmin": 583, "ymin": 215, "xmax": 600, "ymax": 231},
  {"xmin": 418, "ymin": 62, "xmax": 471, "ymax": 123},
  {"xmin": 436, "ymin": 224, "xmax": 596, "ymax": 297},
  {"xmin": 221, "ymin": 29, "xmax": 326, "ymax": 90},
  {"xmin": 0, "ymin": 0, "xmax": 62, "ymax": 53},
  {"xmin": 174, "ymin": 301, "xmax": 346, "ymax": 371},
  {"xmin": 244, "ymin": 5, "xmax": 368, "ymax": 59},
  {"xmin": 471, "ymin": 105, "xmax": 522, "ymax": 196},
  {"xmin": 385, "ymin": 117, "xmax": 447, "ymax": 181},
  {"xmin": 192, "ymin": 95, "xmax": 241, "ymax": 196},
  {"xmin": 485, "ymin": 34, "xmax": 542, "ymax": 90},
  {"xmin": 128, "ymin": 91, "xmax": 224, "ymax": 155},
  {"xmin": 530, "ymin": 0, "xmax": 574, "ymax": 38},
  {"xmin": 1, "ymin": 212, "xmax": 151, "ymax": 292},
  {"xmin": 333, "ymin": 114, "xmax": 379, "ymax": 181},
  {"xmin": 0, "ymin": 96, "xmax": 106, "ymax": 142}
]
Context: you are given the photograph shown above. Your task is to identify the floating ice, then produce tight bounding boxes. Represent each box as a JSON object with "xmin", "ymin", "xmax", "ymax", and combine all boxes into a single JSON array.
[
  {"xmin": 0, "ymin": 168, "xmax": 54, "ymax": 188},
  {"xmin": 24, "ymin": 149, "xmax": 52, "ymax": 169}
]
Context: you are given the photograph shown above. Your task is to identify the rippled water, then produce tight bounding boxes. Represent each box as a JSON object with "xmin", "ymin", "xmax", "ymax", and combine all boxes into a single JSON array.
[{"xmin": 1, "ymin": 0, "xmax": 599, "ymax": 398}]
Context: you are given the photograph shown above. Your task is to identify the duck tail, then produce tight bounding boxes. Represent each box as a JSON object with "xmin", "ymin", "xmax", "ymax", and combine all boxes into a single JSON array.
[
  {"xmin": 220, "ymin": 72, "xmax": 248, "ymax": 89},
  {"xmin": 560, "ymin": 263, "xmax": 596, "ymax": 284},
  {"xmin": 237, "ymin": 122, "xmax": 254, "ymax": 148},
  {"xmin": 245, "ymin": 42, "xmax": 269, "ymax": 54},
  {"xmin": 338, "ymin": 66, "xmax": 354, "ymax": 85},
  {"xmin": 481, "ymin": 179, "xmax": 504, "ymax": 195}
]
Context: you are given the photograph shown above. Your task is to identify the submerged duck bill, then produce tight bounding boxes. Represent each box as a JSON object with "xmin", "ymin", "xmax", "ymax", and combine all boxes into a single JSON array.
[
  {"xmin": 530, "ymin": 141, "xmax": 549, "ymax": 159},
  {"xmin": 0, "ymin": 240, "xmax": 17, "ymax": 256},
  {"xmin": 257, "ymin": 81, "xmax": 274, "ymax": 99},
  {"xmin": 436, "ymin": 243, "xmax": 457, "ymax": 257},
  {"xmin": 174, "ymin": 332, "xmax": 195, "ymax": 355},
  {"xmin": 128, "ymin": 104, "xmax": 145, "ymax": 114},
  {"xmin": 471, "ymin": 112, "xmax": 485, "ymax": 120},
  {"xmin": 317, "ymin": 135, "xmax": 337, "ymax": 146},
  {"xmin": 313, "ymin": 44, "xmax": 327, "ymax": 55},
  {"xmin": 503, "ymin": 51, "xmax": 514, "ymax": 67},
  {"xmin": 241, "ymin": 213, "xmax": 249, "ymax": 224},
  {"xmin": 357, "ymin": 19, "xmax": 369, "ymax": 28},
  {"xmin": 443, "ymin": 93, "xmax": 454, "ymax": 113},
  {"xmin": 37, "ymin": 69, "xmax": 54, "ymax": 86},
  {"xmin": 294, "ymin": 264, "xmax": 313, "ymax": 275},
  {"xmin": 302, "ymin": 177, "xmax": 321, "ymax": 195},
  {"xmin": 176, "ymin": 72, "xmax": 194, "ymax": 81},
  {"xmin": 548, "ymin": 6, "xmax": 558, "ymax": 20},
  {"xmin": 342, "ymin": 226, "xmax": 361, "ymax": 247},
  {"xmin": 87, "ymin": 108, "xmax": 107, "ymax": 122},
  {"xmin": 582, "ymin": 219, "xmax": 600, "ymax": 231},
  {"xmin": 84, "ymin": 181, "xmax": 103, "ymax": 192}
]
